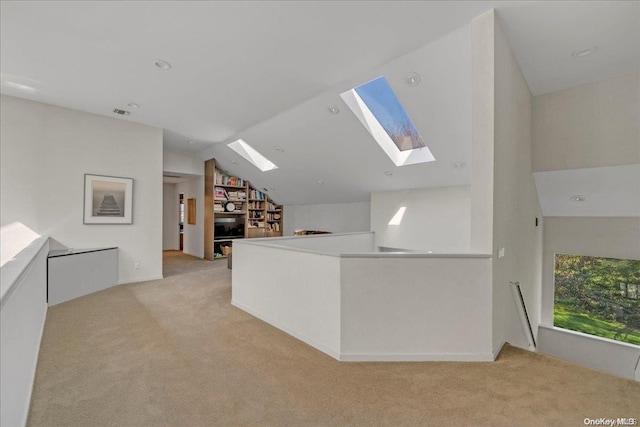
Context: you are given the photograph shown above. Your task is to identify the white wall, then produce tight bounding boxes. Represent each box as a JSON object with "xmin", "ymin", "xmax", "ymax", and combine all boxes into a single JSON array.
[
  {"xmin": 176, "ymin": 177, "xmax": 205, "ymax": 258},
  {"xmin": 164, "ymin": 150, "xmax": 204, "ymax": 176},
  {"xmin": 370, "ymin": 186, "xmax": 470, "ymax": 252},
  {"xmin": 533, "ymin": 70, "xmax": 640, "ymax": 172},
  {"xmin": 233, "ymin": 235, "xmax": 493, "ymax": 361},
  {"xmin": 0, "ymin": 237, "xmax": 48, "ymax": 427},
  {"xmin": 470, "ymin": 11, "xmax": 495, "ymax": 255},
  {"xmin": 538, "ymin": 326, "xmax": 640, "ymax": 381},
  {"xmin": 490, "ymin": 16, "xmax": 543, "ymax": 351},
  {"xmin": 232, "ymin": 241, "xmax": 342, "ymax": 359},
  {"xmin": 1, "ymin": 95, "xmax": 163, "ymax": 284},
  {"xmin": 163, "ymin": 183, "xmax": 179, "ymax": 250},
  {"xmin": 340, "ymin": 256, "xmax": 493, "ymax": 361},
  {"xmin": 283, "ymin": 202, "xmax": 370, "ymax": 236}
]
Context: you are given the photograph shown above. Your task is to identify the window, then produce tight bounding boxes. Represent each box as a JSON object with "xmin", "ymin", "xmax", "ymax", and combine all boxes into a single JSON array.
[
  {"xmin": 554, "ymin": 254, "xmax": 640, "ymax": 345},
  {"xmin": 340, "ymin": 76, "xmax": 434, "ymax": 167},
  {"xmin": 227, "ymin": 139, "xmax": 278, "ymax": 172}
]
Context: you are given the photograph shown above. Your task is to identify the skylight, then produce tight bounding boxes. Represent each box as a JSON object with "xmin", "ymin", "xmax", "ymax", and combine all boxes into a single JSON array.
[
  {"xmin": 340, "ymin": 76, "xmax": 435, "ymax": 167},
  {"xmin": 227, "ymin": 139, "xmax": 278, "ymax": 172}
]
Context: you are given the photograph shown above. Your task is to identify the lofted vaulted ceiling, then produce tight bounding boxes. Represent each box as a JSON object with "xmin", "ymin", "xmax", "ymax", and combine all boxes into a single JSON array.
[{"xmin": 2, "ymin": 1, "xmax": 639, "ymax": 205}]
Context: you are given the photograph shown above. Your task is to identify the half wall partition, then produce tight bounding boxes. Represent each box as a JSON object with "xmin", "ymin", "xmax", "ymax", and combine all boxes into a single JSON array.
[{"xmin": 232, "ymin": 232, "xmax": 495, "ymax": 361}]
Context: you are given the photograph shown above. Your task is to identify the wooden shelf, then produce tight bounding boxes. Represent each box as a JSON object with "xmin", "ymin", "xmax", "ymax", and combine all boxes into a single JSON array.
[
  {"xmin": 206, "ymin": 158, "xmax": 283, "ymax": 260},
  {"xmin": 215, "ymin": 184, "xmax": 246, "ymax": 189}
]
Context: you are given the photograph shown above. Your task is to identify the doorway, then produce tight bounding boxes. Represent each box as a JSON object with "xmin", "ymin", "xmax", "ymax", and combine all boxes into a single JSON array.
[{"xmin": 179, "ymin": 193, "xmax": 184, "ymax": 251}]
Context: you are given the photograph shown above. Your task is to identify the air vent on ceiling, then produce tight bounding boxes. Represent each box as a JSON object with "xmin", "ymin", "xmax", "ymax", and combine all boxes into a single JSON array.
[
  {"xmin": 113, "ymin": 108, "xmax": 131, "ymax": 116},
  {"xmin": 163, "ymin": 174, "xmax": 181, "ymax": 178}
]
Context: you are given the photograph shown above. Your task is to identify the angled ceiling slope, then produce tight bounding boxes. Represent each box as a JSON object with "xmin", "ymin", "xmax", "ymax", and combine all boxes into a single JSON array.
[{"xmin": 2, "ymin": 2, "xmax": 639, "ymax": 205}]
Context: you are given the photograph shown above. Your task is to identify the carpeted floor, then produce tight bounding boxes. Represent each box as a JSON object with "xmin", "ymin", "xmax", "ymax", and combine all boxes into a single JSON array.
[{"xmin": 28, "ymin": 251, "xmax": 639, "ymax": 426}]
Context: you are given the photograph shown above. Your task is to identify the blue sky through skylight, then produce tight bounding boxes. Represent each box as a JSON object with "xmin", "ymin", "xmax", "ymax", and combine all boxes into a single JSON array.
[
  {"xmin": 353, "ymin": 77, "xmax": 426, "ymax": 152},
  {"xmin": 340, "ymin": 75, "xmax": 434, "ymax": 167}
]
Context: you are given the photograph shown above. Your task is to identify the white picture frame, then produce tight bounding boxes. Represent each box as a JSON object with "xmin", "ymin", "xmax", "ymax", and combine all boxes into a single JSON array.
[{"xmin": 83, "ymin": 174, "xmax": 133, "ymax": 224}]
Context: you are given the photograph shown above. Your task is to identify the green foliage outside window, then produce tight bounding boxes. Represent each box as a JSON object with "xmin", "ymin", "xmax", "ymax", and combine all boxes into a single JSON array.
[{"xmin": 554, "ymin": 254, "xmax": 640, "ymax": 346}]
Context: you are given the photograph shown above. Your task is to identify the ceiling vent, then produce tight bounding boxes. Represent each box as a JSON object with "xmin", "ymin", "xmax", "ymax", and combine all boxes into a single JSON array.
[
  {"xmin": 163, "ymin": 173, "xmax": 182, "ymax": 178},
  {"xmin": 113, "ymin": 108, "xmax": 131, "ymax": 116}
]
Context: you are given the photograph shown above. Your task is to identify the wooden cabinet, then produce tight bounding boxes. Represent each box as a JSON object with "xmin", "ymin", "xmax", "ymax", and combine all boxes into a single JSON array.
[{"xmin": 205, "ymin": 158, "xmax": 284, "ymax": 260}]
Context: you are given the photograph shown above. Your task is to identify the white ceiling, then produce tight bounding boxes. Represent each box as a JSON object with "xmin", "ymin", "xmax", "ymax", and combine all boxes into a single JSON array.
[
  {"xmin": 2, "ymin": 1, "xmax": 639, "ymax": 205},
  {"xmin": 534, "ymin": 165, "xmax": 640, "ymax": 217}
]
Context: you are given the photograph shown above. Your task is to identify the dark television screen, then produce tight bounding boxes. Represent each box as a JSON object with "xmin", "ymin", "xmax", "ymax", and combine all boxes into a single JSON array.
[{"xmin": 214, "ymin": 217, "xmax": 244, "ymax": 239}]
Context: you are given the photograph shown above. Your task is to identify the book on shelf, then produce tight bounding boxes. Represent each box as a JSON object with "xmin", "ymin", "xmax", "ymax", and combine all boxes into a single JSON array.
[
  {"xmin": 267, "ymin": 202, "xmax": 281, "ymax": 211},
  {"xmin": 249, "ymin": 189, "xmax": 265, "ymax": 200},
  {"xmin": 215, "ymin": 170, "xmax": 245, "ymax": 187},
  {"xmin": 214, "ymin": 187, "xmax": 228, "ymax": 199}
]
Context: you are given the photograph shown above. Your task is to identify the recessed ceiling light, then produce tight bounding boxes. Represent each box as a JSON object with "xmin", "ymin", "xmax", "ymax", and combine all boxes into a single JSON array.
[
  {"xmin": 384, "ymin": 171, "xmax": 393, "ymax": 176},
  {"xmin": 317, "ymin": 180, "xmax": 324, "ymax": 185},
  {"xmin": 404, "ymin": 72, "xmax": 421, "ymax": 86},
  {"xmin": 154, "ymin": 59, "xmax": 172, "ymax": 70},
  {"xmin": 187, "ymin": 140, "xmax": 196, "ymax": 144},
  {"xmin": 327, "ymin": 106, "xmax": 340, "ymax": 115},
  {"xmin": 453, "ymin": 161, "xmax": 466, "ymax": 169},
  {"xmin": 274, "ymin": 146, "xmax": 285, "ymax": 153},
  {"xmin": 572, "ymin": 47, "xmax": 597, "ymax": 57},
  {"xmin": 570, "ymin": 195, "xmax": 587, "ymax": 202},
  {"xmin": 127, "ymin": 102, "xmax": 140, "ymax": 108}
]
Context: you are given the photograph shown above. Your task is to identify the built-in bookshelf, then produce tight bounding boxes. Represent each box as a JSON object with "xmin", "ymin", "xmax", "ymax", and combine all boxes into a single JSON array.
[
  {"xmin": 205, "ymin": 158, "xmax": 284, "ymax": 260},
  {"xmin": 246, "ymin": 186, "xmax": 283, "ymax": 238},
  {"xmin": 266, "ymin": 200, "xmax": 283, "ymax": 236}
]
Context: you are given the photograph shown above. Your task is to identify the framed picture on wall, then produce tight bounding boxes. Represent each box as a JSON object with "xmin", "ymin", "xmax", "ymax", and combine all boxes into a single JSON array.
[
  {"xmin": 187, "ymin": 198, "xmax": 196, "ymax": 225},
  {"xmin": 84, "ymin": 174, "xmax": 133, "ymax": 224}
]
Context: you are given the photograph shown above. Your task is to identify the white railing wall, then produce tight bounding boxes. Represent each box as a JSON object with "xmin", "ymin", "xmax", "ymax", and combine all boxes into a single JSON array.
[
  {"xmin": 1, "ymin": 236, "xmax": 49, "ymax": 427},
  {"xmin": 538, "ymin": 325, "xmax": 640, "ymax": 381},
  {"xmin": 232, "ymin": 233, "xmax": 494, "ymax": 361}
]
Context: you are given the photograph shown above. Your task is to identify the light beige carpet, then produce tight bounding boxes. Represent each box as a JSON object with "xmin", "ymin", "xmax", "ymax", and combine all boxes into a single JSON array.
[{"xmin": 28, "ymin": 251, "xmax": 639, "ymax": 426}]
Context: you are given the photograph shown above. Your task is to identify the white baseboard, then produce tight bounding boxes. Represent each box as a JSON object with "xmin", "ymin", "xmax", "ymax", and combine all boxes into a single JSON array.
[
  {"xmin": 231, "ymin": 300, "xmax": 341, "ymax": 361},
  {"xmin": 492, "ymin": 340, "xmax": 506, "ymax": 360},
  {"xmin": 233, "ymin": 300, "xmax": 496, "ymax": 363},
  {"xmin": 339, "ymin": 352, "xmax": 495, "ymax": 362},
  {"xmin": 118, "ymin": 275, "xmax": 164, "ymax": 285}
]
